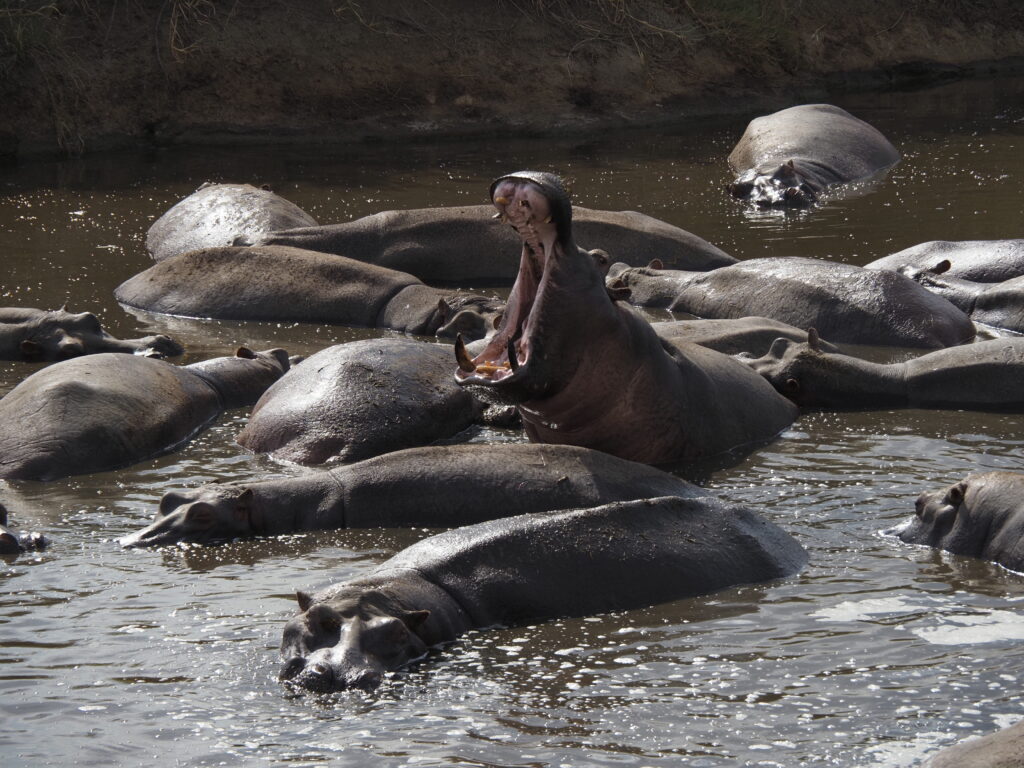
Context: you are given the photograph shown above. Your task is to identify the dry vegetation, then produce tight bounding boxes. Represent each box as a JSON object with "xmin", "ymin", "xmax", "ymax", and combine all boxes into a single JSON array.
[{"xmin": 1, "ymin": 0, "xmax": 1023, "ymax": 155}]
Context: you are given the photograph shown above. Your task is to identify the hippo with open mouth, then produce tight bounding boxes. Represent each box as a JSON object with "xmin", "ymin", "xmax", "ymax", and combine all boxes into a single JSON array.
[{"xmin": 452, "ymin": 171, "xmax": 797, "ymax": 466}]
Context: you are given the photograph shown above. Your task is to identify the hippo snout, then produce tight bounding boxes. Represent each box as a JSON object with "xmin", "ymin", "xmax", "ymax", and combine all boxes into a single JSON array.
[
  {"xmin": 139, "ymin": 334, "xmax": 185, "ymax": 358},
  {"xmin": 282, "ymin": 647, "xmax": 385, "ymax": 693}
]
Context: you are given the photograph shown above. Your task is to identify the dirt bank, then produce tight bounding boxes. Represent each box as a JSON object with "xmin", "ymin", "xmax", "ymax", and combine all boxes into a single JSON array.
[{"xmin": 2, "ymin": 0, "xmax": 1024, "ymax": 157}]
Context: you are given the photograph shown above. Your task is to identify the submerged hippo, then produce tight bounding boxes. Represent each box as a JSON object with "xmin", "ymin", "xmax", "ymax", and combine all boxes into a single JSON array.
[
  {"xmin": 146, "ymin": 182, "xmax": 318, "ymax": 262},
  {"xmin": 254, "ymin": 204, "xmax": 736, "ymax": 283},
  {"xmin": 892, "ymin": 260, "xmax": 1024, "ymax": 335},
  {"xmin": 0, "ymin": 347, "xmax": 289, "ymax": 481},
  {"xmin": 922, "ymin": 718, "xmax": 1024, "ymax": 767},
  {"xmin": 1, "ymin": 307, "xmax": 183, "ymax": 361},
  {"xmin": 652, "ymin": 316, "xmax": 838, "ymax": 357},
  {"xmin": 237, "ymin": 338, "xmax": 512, "ymax": 466},
  {"xmin": 115, "ymin": 245, "xmax": 502, "ymax": 341},
  {"xmin": 279, "ymin": 494, "xmax": 808, "ymax": 692},
  {"xmin": 745, "ymin": 331, "xmax": 1024, "ymax": 410},
  {"xmin": 607, "ymin": 257, "xmax": 976, "ymax": 349},
  {"xmin": 895, "ymin": 471, "xmax": 1024, "ymax": 572},
  {"xmin": 0, "ymin": 501, "xmax": 47, "ymax": 555},
  {"xmin": 453, "ymin": 171, "xmax": 797, "ymax": 466},
  {"xmin": 865, "ymin": 239, "xmax": 1024, "ymax": 283},
  {"xmin": 121, "ymin": 443, "xmax": 712, "ymax": 547},
  {"xmin": 727, "ymin": 104, "xmax": 900, "ymax": 207}
]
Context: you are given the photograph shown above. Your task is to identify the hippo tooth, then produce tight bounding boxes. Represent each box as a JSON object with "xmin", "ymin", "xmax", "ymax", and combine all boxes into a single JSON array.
[
  {"xmin": 491, "ymin": 211, "xmax": 502, "ymax": 219},
  {"xmin": 454, "ymin": 333, "xmax": 476, "ymax": 372},
  {"xmin": 507, "ymin": 339, "xmax": 519, "ymax": 372},
  {"xmin": 494, "ymin": 196, "xmax": 509, "ymax": 205}
]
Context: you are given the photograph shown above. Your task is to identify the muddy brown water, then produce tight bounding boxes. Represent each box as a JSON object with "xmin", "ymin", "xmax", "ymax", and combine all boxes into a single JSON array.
[{"xmin": 1, "ymin": 76, "xmax": 1023, "ymax": 767}]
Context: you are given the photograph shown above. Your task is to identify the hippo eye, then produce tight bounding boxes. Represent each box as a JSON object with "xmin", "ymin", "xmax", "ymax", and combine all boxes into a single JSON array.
[
  {"xmin": 783, "ymin": 378, "xmax": 800, "ymax": 395},
  {"xmin": 319, "ymin": 615, "xmax": 341, "ymax": 634}
]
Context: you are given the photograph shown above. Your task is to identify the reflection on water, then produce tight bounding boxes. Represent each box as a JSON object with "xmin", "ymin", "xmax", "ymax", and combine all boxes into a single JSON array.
[{"xmin": 1, "ymin": 75, "xmax": 1024, "ymax": 767}]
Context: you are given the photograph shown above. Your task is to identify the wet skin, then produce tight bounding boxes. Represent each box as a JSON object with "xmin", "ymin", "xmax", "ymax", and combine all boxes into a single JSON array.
[
  {"xmin": 278, "ymin": 495, "xmax": 807, "ymax": 692},
  {"xmin": 726, "ymin": 104, "xmax": 900, "ymax": 207},
  {"xmin": 0, "ymin": 347, "xmax": 289, "ymax": 481},
  {"xmin": 0, "ymin": 307, "xmax": 183, "ymax": 361},
  {"xmin": 895, "ymin": 471, "xmax": 1024, "ymax": 572},
  {"xmin": 745, "ymin": 331, "xmax": 1024, "ymax": 410},
  {"xmin": 453, "ymin": 171, "xmax": 797, "ymax": 466}
]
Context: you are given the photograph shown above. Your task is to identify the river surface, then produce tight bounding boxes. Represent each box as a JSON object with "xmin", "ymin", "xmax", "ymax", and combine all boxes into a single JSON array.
[{"xmin": 1, "ymin": 75, "xmax": 1023, "ymax": 767}]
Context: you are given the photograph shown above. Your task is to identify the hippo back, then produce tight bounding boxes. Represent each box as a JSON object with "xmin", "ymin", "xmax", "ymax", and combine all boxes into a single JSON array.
[
  {"xmin": 380, "ymin": 495, "xmax": 808, "ymax": 628},
  {"xmin": 728, "ymin": 104, "xmax": 900, "ymax": 179}
]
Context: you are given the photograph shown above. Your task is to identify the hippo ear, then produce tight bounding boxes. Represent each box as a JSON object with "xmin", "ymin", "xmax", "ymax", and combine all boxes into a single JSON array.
[
  {"xmin": 947, "ymin": 481, "xmax": 966, "ymax": 506},
  {"xmin": 235, "ymin": 346, "xmax": 256, "ymax": 359},
  {"xmin": 402, "ymin": 609, "xmax": 430, "ymax": 630},
  {"xmin": 234, "ymin": 488, "xmax": 253, "ymax": 522},
  {"xmin": 19, "ymin": 339, "xmax": 44, "ymax": 361},
  {"xmin": 806, "ymin": 328, "xmax": 821, "ymax": 352},
  {"xmin": 436, "ymin": 299, "xmax": 450, "ymax": 323},
  {"xmin": 930, "ymin": 259, "xmax": 952, "ymax": 275},
  {"xmin": 647, "ymin": 258, "xmax": 664, "ymax": 270},
  {"xmin": 296, "ymin": 591, "xmax": 314, "ymax": 612},
  {"xmin": 786, "ymin": 159, "xmax": 795, "ymax": 169},
  {"xmin": 492, "ymin": 312, "xmax": 504, "ymax": 330}
]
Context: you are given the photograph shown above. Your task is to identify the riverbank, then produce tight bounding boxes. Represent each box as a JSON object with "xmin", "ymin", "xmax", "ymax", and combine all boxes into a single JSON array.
[{"xmin": 2, "ymin": 0, "xmax": 1024, "ymax": 157}]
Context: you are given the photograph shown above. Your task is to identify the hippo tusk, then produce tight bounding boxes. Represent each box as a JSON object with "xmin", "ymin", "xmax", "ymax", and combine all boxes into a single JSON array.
[
  {"xmin": 507, "ymin": 339, "xmax": 519, "ymax": 372},
  {"xmin": 491, "ymin": 211, "xmax": 503, "ymax": 219},
  {"xmin": 543, "ymin": 215, "xmax": 552, "ymax": 223},
  {"xmin": 455, "ymin": 334, "xmax": 476, "ymax": 372},
  {"xmin": 494, "ymin": 196, "xmax": 509, "ymax": 205}
]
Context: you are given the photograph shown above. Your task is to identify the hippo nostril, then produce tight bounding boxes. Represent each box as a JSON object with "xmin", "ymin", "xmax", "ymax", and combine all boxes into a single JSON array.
[{"xmin": 278, "ymin": 656, "xmax": 307, "ymax": 681}]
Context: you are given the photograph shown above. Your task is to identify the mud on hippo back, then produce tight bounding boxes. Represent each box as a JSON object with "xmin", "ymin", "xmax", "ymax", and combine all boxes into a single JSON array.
[
  {"xmin": 727, "ymin": 104, "xmax": 900, "ymax": 207},
  {"xmin": 0, "ymin": 307, "xmax": 183, "ymax": 361}
]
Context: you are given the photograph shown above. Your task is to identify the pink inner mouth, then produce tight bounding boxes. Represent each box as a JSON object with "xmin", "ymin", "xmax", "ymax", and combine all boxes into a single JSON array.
[{"xmin": 455, "ymin": 179, "xmax": 561, "ymax": 383}]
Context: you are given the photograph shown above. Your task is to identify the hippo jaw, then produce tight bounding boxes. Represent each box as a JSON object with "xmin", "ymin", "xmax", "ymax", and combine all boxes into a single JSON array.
[
  {"xmin": 120, "ymin": 486, "xmax": 256, "ymax": 547},
  {"xmin": 454, "ymin": 172, "xmax": 583, "ymax": 404},
  {"xmin": 279, "ymin": 591, "xmax": 430, "ymax": 693},
  {"xmin": 729, "ymin": 160, "xmax": 818, "ymax": 208}
]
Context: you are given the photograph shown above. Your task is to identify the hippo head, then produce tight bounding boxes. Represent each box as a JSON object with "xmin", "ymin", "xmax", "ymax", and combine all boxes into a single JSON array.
[
  {"xmin": 120, "ymin": 484, "xmax": 257, "ymax": 547},
  {"xmin": 188, "ymin": 347, "xmax": 291, "ymax": 409},
  {"xmin": 279, "ymin": 589, "xmax": 431, "ymax": 693},
  {"xmin": 16, "ymin": 307, "xmax": 183, "ymax": 361},
  {"xmin": 896, "ymin": 472, "xmax": 1024, "ymax": 569},
  {"xmin": 453, "ymin": 171, "xmax": 613, "ymax": 404},
  {"xmin": 743, "ymin": 328, "xmax": 833, "ymax": 406},
  {"xmin": 728, "ymin": 160, "xmax": 818, "ymax": 208}
]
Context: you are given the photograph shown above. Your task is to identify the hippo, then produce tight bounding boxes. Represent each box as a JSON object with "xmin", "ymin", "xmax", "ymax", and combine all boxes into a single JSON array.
[
  {"xmin": 745, "ymin": 331, "xmax": 1024, "ymax": 410},
  {"xmin": 652, "ymin": 316, "xmax": 839, "ymax": 357},
  {"xmin": 0, "ymin": 347, "xmax": 289, "ymax": 481},
  {"xmin": 146, "ymin": 182, "xmax": 318, "ymax": 262},
  {"xmin": 922, "ymin": 718, "xmax": 1024, "ymax": 767},
  {"xmin": 1, "ymin": 307, "xmax": 183, "ymax": 361},
  {"xmin": 115, "ymin": 245, "xmax": 503, "ymax": 342},
  {"xmin": 894, "ymin": 471, "xmax": 1024, "ymax": 573},
  {"xmin": 890, "ymin": 260, "xmax": 1024, "ymax": 335},
  {"xmin": 865, "ymin": 239, "xmax": 1024, "ymax": 283},
  {"xmin": 236, "ymin": 338, "xmax": 513, "ymax": 466},
  {"xmin": 0, "ymin": 501, "xmax": 47, "ymax": 555},
  {"xmin": 607, "ymin": 257, "xmax": 976, "ymax": 349},
  {"xmin": 452, "ymin": 171, "xmax": 797, "ymax": 467},
  {"xmin": 727, "ymin": 104, "xmax": 900, "ymax": 207},
  {"xmin": 121, "ymin": 442, "xmax": 716, "ymax": 547},
  {"xmin": 253, "ymin": 203, "xmax": 736, "ymax": 283},
  {"xmin": 278, "ymin": 494, "xmax": 808, "ymax": 692}
]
